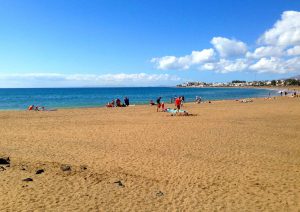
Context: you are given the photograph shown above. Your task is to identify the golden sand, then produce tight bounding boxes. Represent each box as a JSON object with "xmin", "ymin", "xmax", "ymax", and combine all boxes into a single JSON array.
[{"xmin": 1, "ymin": 97, "xmax": 300, "ymax": 211}]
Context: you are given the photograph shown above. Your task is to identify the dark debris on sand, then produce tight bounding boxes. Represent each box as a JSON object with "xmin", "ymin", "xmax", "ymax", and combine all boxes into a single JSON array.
[
  {"xmin": 22, "ymin": 178, "xmax": 33, "ymax": 182},
  {"xmin": 36, "ymin": 169, "xmax": 45, "ymax": 174},
  {"xmin": 0, "ymin": 157, "xmax": 10, "ymax": 165},
  {"xmin": 156, "ymin": 191, "xmax": 164, "ymax": 197},
  {"xmin": 114, "ymin": 180, "xmax": 125, "ymax": 187},
  {"xmin": 80, "ymin": 165, "xmax": 87, "ymax": 171},
  {"xmin": 60, "ymin": 164, "xmax": 71, "ymax": 172}
]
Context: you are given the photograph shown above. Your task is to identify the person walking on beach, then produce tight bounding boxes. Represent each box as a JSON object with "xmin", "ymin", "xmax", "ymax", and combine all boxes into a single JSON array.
[{"xmin": 156, "ymin": 97, "xmax": 162, "ymax": 112}]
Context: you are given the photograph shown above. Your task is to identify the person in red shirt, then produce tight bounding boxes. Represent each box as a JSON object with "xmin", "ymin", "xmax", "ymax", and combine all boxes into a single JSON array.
[
  {"xmin": 175, "ymin": 97, "xmax": 181, "ymax": 111},
  {"xmin": 28, "ymin": 105, "xmax": 34, "ymax": 110}
]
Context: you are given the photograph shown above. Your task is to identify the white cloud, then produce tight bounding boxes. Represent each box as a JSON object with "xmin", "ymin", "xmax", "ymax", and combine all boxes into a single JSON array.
[
  {"xmin": 258, "ymin": 11, "xmax": 300, "ymax": 47},
  {"xmin": 151, "ymin": 11, "xmax": 300, "ymax": 75},
  {"xmin": 246, "ymin": 46, "xmax": 284, "ymax": 58},
  {"xmin": 287, "ymin": 45, "xmax": 300, "ymax": 56},
  {"xmin": 0, "ymin": 73, "xmax": 181, "ymax": 88},
  {"xmin": 249, "ymin": 57, "xmax": 300, "ymax": 74},
  {"xmin": 151, "ymin": 48, "xmax": 215, "ymax": 70},
  {"xmin": 211, "ymin": 37, "xmax": 247, "ymax": 58},
  {"xmin": 201, "ymin": 59, "xmax": 248, "ymax": 73}
]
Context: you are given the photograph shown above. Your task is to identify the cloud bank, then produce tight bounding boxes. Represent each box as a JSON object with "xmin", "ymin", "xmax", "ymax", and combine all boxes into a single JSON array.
[
  {"xmin": 151, "ymin": 48, "xmax": 215, "ymax": 70},
  {"xmin": 151, "ymin": 10, "xmax": 300, "ymax": 75},
  {"xmin": 0, "ymin": 73, "xmax": 181, "ymax": 88}
]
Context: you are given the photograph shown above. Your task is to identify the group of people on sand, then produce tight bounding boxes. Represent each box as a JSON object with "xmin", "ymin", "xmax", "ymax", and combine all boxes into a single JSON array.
[
  {"xmin": 279, "ymin": 90, "xmax": 299, "ymax": 97},
  {"xmin": 152, "ymin": 96, "xmax": 184, "ymax": 112},
  {"xmin": 28, "ymin": 105, "xmax": 46, "ymax": 111},
  {"xmin": 106, "ymin": 97, "xmax": 130, "ymax": 107}
]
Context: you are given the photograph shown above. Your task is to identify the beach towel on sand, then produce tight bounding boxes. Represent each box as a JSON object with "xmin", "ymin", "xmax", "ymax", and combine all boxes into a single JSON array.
[{"xmin": 165, "ymin": 108, "xmax": 188, "ymax": 114}]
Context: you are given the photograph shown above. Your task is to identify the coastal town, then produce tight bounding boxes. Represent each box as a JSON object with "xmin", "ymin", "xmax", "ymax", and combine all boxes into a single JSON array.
[{"xmin": 176, "ymin": 76, "xmax": 300, "ymax": 88}]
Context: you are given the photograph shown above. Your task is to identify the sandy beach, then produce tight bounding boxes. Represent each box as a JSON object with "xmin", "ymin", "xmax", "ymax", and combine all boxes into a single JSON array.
[{"xmin": 1, "ymin": 96, "xmax": 300, "ymax": 211}]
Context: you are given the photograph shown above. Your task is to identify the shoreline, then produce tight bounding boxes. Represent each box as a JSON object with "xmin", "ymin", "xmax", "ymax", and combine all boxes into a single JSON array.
[
  {"xmin": 177, "ymin": 85, "xmax": 300, "ymax": 90},
  {"xmin": 0, "ymin": 95, "xmax": 278, "ymax": 112},
  {"xmin": 0, "ymin": 94, "xmax": 285, "ymax": 112},
  {"xmin": 0, "ymin": 87, "xmax": 280, "ymax": 112}
]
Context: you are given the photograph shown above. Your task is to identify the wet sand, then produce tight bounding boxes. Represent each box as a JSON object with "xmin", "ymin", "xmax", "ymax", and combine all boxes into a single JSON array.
[{"xmin": 0, "ymin": 97, "xmax": 300, "ymax": 211}]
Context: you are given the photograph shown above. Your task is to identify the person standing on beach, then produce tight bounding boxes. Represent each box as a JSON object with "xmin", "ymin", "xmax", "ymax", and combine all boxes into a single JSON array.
[
  {"xmin": 156, "ymin": 97, "xmax": 162, "ymax": 112},
  {"xmin": 175, "ymin": 97, "xmax": 181, "ymax": 111},
  {"xmin": 181, "ymin": 96, "xmax": 185, "ymax": 107}
]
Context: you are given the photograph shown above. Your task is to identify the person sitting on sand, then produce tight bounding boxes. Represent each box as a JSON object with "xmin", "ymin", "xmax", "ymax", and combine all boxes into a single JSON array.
[
  {"xmin": 116, "ymin": 98, "xmax": 122, "ymax": 107},
  {"xmin": 28, "ymin": 105, "xmax": 34, "ymax": 111},
  {"xmin": 106, "ymin": 99, "xmax": 115, "ymax": 107},
  {"xmin": 124, "ymin": 97, "xmax": 130, "ymax": 106},
  {"xmin": 36, "ymin": 106, "xmax": 46, "ymax": 111},
  {"xmin": 156, "ymin": 97, "xmax": 162, "ymax": 112},
  {"xmin": 195, "ymin": 96, "xmax": 202, "ymax": 104},
  {"xmin": 293, "ymin": 91, "xmax": 297, "ymax": 97}
]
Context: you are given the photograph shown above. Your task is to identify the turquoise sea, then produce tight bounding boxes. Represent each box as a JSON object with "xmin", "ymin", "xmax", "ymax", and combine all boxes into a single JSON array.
[{"xmin": 0, "ymin": 87, "xmax": 277, "ymax": 110}]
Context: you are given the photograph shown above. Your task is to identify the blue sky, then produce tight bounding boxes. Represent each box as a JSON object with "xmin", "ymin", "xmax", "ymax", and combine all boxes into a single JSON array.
[{"xmin": 0, "ymin": 0, "xmax": 300, "ymax": 87}]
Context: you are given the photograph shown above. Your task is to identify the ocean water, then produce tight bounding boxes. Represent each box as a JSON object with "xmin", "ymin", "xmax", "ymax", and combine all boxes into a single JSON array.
[{"xmin": 0, "ymin": 87, "xmax": 277, "ymax": 110}]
